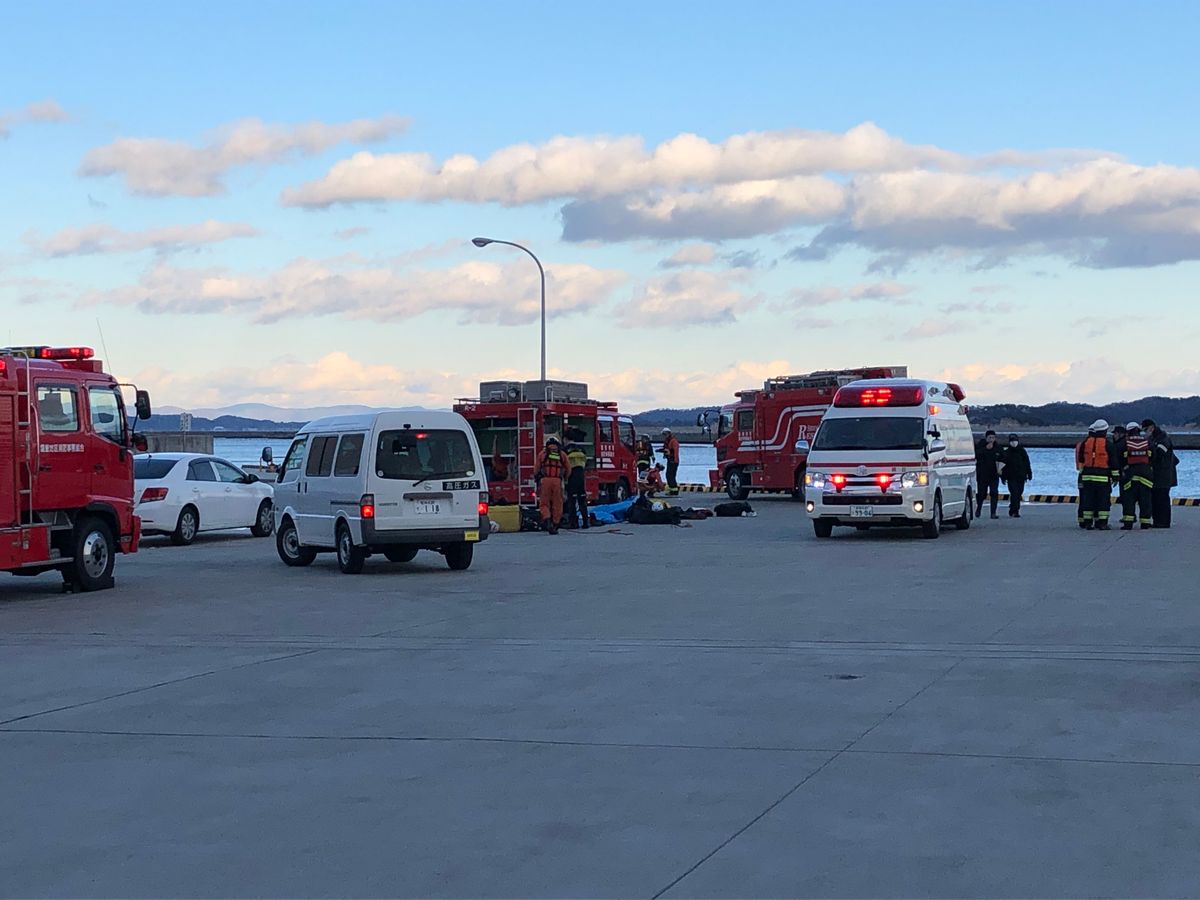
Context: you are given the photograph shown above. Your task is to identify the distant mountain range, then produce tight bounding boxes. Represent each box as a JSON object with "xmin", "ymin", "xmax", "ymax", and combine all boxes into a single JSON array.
[{"xmin": 147, "ymin": 396, "xmax": 1200, "ymax": 432}]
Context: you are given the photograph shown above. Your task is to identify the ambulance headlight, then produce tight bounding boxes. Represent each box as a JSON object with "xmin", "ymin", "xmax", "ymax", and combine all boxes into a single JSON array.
[
  {"xmin": 900, "ymin": 472, "xmax": 930, "ymax": 489},
  {"xmin": 806, "ymin": 472, "xmax": 827, "ymax": 489}
]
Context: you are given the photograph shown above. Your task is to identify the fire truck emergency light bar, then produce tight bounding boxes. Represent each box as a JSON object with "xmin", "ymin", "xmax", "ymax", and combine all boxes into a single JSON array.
[{"xmin": 0, "ymin": 346, "xmax": 95, "ymax": 361}]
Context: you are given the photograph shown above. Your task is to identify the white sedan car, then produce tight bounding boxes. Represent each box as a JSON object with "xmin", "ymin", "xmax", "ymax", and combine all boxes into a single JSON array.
[{"xmin": 134, "ymin": 453, "xmax": 275, "ymax": 546}]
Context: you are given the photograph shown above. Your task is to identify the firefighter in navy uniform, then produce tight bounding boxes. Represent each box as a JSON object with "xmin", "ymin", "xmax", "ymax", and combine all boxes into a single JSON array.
[
  {"xmin": 536, "ymin": 437, "xmax": 567, "ymax": 534},
  {"xmin": 1075, "ymin": 419, "xmax": 1112, "ymax": 530},
  {"xmin": 563, "ymin": 438, "xmax": 590, "ymax": 529},
  {"xmin": 1120, "ymin": 423, "xmax": 1155, "ymax": 530},
  {"xmin": 1142, "ymin": 418, "xmax": 1178, "ymax": 528},
  {"xmin": 1109, "ymin": 424, "xmax": 1128, "ymax": 517}
]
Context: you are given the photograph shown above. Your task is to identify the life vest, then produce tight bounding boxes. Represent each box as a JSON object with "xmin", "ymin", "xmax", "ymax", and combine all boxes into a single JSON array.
[
  {"xmin": 540, "ymin": 448, "xmax": 565, "ymax": 478},
  {"xmin": 565, "ymin": 446, "xmax": 587, "ymax": 471},
  {"xmin": 1124, "ymin": 436, "xmax": 1151, "ymax": 467},
  {"xmin": 1076, "ymin": 436, "xmax": 1109, "ymax": 471}
]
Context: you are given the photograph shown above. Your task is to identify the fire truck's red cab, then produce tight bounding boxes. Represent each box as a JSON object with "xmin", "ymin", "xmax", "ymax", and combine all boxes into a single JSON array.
[
  {"xmin": 454, "ymin": 380, "xmax": 639, "ymax": 506},
  {"xmin": 0, "ymin": 346, "xmax": 152, "ymax": 591},
  {"xmin": 710, "ymin": 366, "xmax": 907, "ymax": 500}
]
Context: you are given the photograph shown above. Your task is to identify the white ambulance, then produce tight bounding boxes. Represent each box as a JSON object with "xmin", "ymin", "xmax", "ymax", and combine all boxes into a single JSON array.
[
  {"xmin": 802, "ymin": 378, "xmax": 976, "ymax": 539},
  {"xmin": 272, "ymin": 410, "xmax": 489, "ymax": 573}
]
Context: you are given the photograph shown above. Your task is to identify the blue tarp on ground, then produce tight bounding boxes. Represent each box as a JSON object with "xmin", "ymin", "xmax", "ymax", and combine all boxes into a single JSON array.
[{"xmin": 589, "ymin": 497, "xmax": 637, "ymax": 524}]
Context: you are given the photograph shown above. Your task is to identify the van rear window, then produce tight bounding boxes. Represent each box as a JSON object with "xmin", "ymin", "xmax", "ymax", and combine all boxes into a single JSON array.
[
  {"xmin": 813, "ymin": 417, "xmax": 925, "ymax": 451},
  {"xmin": 134, "ymin": 458, "xmax": 178, "ymax": 480},
  {"xmin": 376, "ymin": 429, "xmax": 475, "ymax": 481}
]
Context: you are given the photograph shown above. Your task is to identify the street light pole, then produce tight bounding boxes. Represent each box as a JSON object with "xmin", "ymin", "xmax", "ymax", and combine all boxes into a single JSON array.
[{"xmin": 471, "ymin": 237, "xmax": 546, "ymax": 383}]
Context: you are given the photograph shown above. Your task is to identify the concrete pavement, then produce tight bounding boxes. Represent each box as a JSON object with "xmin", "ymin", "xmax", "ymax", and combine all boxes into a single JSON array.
[{"xmin": 2, "ymin": 501, "xmax": 1198, "ymax": 897}]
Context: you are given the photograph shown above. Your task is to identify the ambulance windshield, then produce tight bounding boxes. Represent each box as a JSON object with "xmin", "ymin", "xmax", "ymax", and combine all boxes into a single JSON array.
[{"xmin": 813, "ymin": 416, "xmax": 925, "ymax": 452}]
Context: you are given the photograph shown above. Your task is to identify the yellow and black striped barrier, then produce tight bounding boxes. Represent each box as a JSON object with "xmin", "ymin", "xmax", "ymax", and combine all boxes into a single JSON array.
[{"xmin": 682, "ymin": 483, "xmax": 1200, "ymax": 506}]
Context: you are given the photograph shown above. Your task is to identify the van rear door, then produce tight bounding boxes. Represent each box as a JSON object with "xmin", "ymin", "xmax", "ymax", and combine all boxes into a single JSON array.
[{"xmin": 372, "ymin": 428, "xmax": 481, "ymax": 533}]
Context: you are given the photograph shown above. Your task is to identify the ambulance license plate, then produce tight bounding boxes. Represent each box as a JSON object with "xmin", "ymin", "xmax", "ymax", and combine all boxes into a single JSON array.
[
  {"xmin": 415, "ymin": 500, "xmax": 443, "ymax": 515},
  {"xmin": 849, "ymin": 505, "xmax": 875, "ymax": 518},
  {"xmin": 464, "ymin": 530, "xmax": 480, "ymax": 542}
]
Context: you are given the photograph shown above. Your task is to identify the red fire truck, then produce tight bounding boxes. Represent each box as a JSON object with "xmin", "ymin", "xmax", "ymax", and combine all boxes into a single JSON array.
[
  {"xmin": 0, "ymin": 346, "xmax": 152, "ymax": 591},
  {"xmin": 454, "ymin": 380, "xmax": 639, "ymax": 506},
  {"xmin": 710, "ymin": 366, "xmax": 907, "ymax": 499}
]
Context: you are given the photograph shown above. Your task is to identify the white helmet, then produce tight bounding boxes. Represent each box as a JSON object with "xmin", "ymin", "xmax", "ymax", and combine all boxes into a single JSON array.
[
  {"xmin": 1089, "ymin": 418, "xmax": 1109, "ymax": 433},
  {"xmin": 661, "ymin": 427, "xmax": 672, "ymax": 434},
  {"xmin": 1125, "ymin": 421, "xmax": 1139, "ymax": 431}
]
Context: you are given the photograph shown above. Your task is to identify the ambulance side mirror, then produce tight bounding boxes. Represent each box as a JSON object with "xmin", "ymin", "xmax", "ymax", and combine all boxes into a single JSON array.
[
  {"xmin": 929, "ymin": 438, "xmax": 947, "ymax": 454},
  {"xmin": 794, "ymin": 439, "xmax": 810, "ymax": 453},
  {"xmin": 135, "ymin": 390, "xmax": 152, "ymax": 420}
]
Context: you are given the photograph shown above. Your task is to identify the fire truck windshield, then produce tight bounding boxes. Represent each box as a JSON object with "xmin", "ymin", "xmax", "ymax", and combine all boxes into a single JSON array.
[{"xmin": 813, "ymin": 416, "xmax": 925, "ymax": 452}]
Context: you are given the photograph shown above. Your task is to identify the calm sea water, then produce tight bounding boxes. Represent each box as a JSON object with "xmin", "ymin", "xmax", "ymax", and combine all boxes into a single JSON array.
[{"xmin": 214, "ymin": 438, "xmax": 1200, "ymax": 497}]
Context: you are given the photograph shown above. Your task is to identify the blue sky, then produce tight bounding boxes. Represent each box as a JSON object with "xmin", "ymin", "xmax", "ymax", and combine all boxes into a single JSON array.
[{"xmin": 3, "ymin": 0, "xmax": 1199, "ymax": 411}]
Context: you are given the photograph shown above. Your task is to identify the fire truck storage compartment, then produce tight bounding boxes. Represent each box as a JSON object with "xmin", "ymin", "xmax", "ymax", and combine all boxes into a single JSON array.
[
  {"xmin": 0, "ymin": 393, "xmax": 17, "ymax": 528},
  {"xmin": 479, "ymin": 380, "xmax": 589, "ymax": 403}
]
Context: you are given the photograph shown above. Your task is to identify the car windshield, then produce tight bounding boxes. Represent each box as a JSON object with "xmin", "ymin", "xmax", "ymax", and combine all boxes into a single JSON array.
[
  {"xmin": 134, "ymin": 458, "xmax": 179, "ymax": 480},
  {"xmin": 375, "ymin": 429, "xmax": 475, "ymax": 481},
  {"xmin": 813, "ymin": 416, "xmax": 926, "ymax": 451}
]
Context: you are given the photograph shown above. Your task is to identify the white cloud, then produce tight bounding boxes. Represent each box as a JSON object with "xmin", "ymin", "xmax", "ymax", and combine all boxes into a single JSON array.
[
  {"xmin": 25, "ymin": 220, "xmax": 258, "ymax": 256},
  {"xmin": 658, "ymin": 244, "xmax": 717, "ymax": 268},
  {"xmin": 81, "ymin": 257, "xmax": 626, "ymax": 326},
  {"xmin": 0, "ymin": 99, "xmax": 68, "ymax": 138},
  {"xmin": 80, "ymin": 115, "xmax": 409, "ymax": 196},
  {"xmin": 941, "ymin": 360, "xmax": 1200, "ymax": 405},
  {"xmin": 617, "ymin": 270, "xmax": 760, "ymax": 327},
  {"xmin": 788, "ymin": 280, "xmax": 914, "ymax": 308}
]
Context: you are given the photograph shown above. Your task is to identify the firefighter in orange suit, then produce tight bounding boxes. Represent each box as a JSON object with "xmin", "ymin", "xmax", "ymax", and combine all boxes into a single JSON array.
[{"xmin": 537, "ymin": 437, "xmax": 567, "ymax": 534}]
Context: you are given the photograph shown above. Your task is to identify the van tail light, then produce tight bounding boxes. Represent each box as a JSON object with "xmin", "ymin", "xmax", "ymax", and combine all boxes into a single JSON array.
[
  {"xmin": 478, "ymin": 491, "xmax": 489, "ymax": 517},
  {"xmin": 139, "ymin": 487, "xmax": 169, "ymax": 503},
  {"xmin": 359, "ymin": 494, "xmax": 376, "ymax": 520}
]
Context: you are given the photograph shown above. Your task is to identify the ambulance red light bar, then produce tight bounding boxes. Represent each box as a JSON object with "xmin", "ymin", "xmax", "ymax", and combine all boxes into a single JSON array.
[
  {"xmin": 833, "ymin": 384, "xmax": 924, "ymax": 407},
  {"xmin": 40, "ymin": 347, "xmax": 94, "ymax": 360}
]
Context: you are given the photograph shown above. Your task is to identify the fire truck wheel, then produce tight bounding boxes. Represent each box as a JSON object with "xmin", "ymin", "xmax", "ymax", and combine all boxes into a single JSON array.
[
  {"xmin": 250, "ymin": 500, "xmax": 274, "ymax": 537},
  {"xmin": 812, "ymin": 519, "xmax": 834, "ymax": 538},
  {"xmin": 276, "ymin": 517, "xmax": 317, "ymax": 567},
  {"xmin": 921, "ymin": 496, "xmax": 943, "ymax": 539},
  {"xmin": 384, "ymin": 547, "xmax": 418, "ymax": 563},
  {"xmin": 614, "ymin": 478, "xmax": 631, "ymax": 502},
  {"xmin": 336, "ymin": 523, "xmax": 366, "ymax": 574},
  {"xmin": 726, "ymin": 467, "xmax": 750, "ymax": 501},
  {"xmin": 792, "ymin": 469, "xmax": 805, "ymax": 500},
  {"xmin": 69, "ymin": 517, "xmax": 115, "ymax": 591},
  {"xmin": 171, "ymin": 506, "xmax": 199, "ymax": 546},
  {"xmin": 445, "ymin": 542, "xmax": 474, "ymax": 571}
]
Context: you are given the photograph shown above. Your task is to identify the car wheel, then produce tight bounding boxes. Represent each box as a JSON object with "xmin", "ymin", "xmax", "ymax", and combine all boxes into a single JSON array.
[
  {"xmin": 445, "ymin": 542, "xmax": 474, "ymax": 571},
  {"xmin": 171, "ymin": 506, "xmax": 199, "ymax": 546},
  {"xmin": 384, "ymin": 547, "xmax": 418, "ymax": 563},
  {"xmin": 276, "ymin": 517, "xmax": 316, "ymax": 567},
  {"xmin": 955, "ymin": 489, "xmax": 973, "ymax": 530},
  {"xmin": 68, "ymin": 517, "xmax": 115, "ymax": 591},
  {"xmin": 250, "ymin": 500, "xmax": 274, "ymax": 537},
  {"xmin": 336, "ymin": 522, "xmax": 366, "ymax": 574},
  {"xmin": 813, "ymin": 519, "xmax": 834, "ymax": 538},
  {"xmin": 726, "ymin": 467, "xmax": 750, "ymax": 501},
  {"xmin": 922, "ymin": 496, "xmax": 943, "ymax": 539}
]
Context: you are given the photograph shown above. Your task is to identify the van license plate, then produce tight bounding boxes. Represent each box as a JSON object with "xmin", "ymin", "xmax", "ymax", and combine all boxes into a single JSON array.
[
  {"xmin": 415, "ymin": 500, "xmax": 443, "ymax": 515},
  {"xmin": 850, "ymin": 505, "xmax": 875, "ymax": 518},
  {"xmin": 464, "ymin": 530, "xmax": 479, "ymax": 542}
]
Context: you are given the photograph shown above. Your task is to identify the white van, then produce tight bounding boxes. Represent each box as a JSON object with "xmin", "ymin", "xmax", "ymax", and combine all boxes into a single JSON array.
[
  {"xmin": 802, "ymin": 379, "xmax": 976, "ymax": 539},
  {"xmin": 272, "ymin": 410, "xmax": 489, "ymax": 573}
]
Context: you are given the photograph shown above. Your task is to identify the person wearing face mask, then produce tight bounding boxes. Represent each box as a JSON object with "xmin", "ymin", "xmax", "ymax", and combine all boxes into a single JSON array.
[
  {"xmin": 974, "ymin": 430, "xmax": 1004, "ymax": 519},
  {"xmin": 1001, "ymin": 434, "xmax": 1033, "ymax": 517}
]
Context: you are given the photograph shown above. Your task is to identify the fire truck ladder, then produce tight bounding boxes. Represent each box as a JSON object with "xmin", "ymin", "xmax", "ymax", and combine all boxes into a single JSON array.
[
  {"xmin": 15, "ymin": 355, "xmax": 34, "ymax": 526},
  {"xmin": 517, "ymin": 406, "xmax": 538, "ymax": 505}
]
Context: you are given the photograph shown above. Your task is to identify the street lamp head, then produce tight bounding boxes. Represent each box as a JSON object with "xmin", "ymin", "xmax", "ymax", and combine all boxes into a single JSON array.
[{"xmin": 471, "ymin": 237, "xmax": 493, "ymax": 248}]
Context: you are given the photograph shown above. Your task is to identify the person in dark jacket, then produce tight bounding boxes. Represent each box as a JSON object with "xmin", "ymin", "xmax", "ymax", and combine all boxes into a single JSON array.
[
  {"xmin": 975, "ymin": 430, "xmax": 1003, "ymax": 519},
  {"xmin": 1121, "ymin": 424, "xmax": 1155, "ymax": 529},
  {"xmin": 1001, "ymin": 433, "xmax": 1033, "ymax": 517},
  {"xmin": 563, "ymin": 439, "xmax": 590, "ymax": 529},
  {"xmin": 1142, "ymin": 418, "xmax": 1178, "ymax": 528}
]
